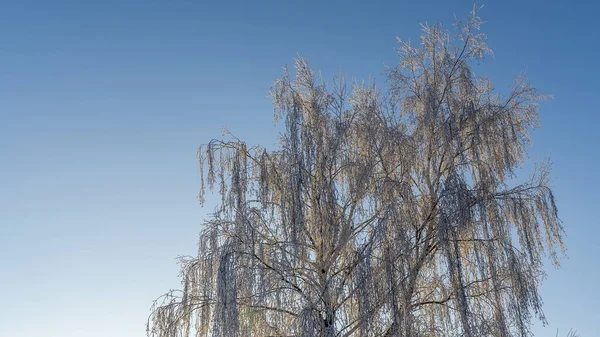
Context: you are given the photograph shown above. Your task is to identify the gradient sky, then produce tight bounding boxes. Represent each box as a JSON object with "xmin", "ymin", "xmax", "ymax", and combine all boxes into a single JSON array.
[{"xmin": 1, "ymin": 1, "xmax": 598, "ymax": 336}]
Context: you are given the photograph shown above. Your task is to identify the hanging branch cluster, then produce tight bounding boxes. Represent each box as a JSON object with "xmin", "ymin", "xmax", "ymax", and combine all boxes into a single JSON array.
[{"xmin": 148, "ymin": 8, "xmax": 564, "ymax": 337}]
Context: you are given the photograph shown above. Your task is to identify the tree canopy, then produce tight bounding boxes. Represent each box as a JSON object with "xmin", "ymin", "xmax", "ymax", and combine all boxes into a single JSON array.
[{"xmin": 148, "ymin": 8, "xmax": 564, "ymax": 337}]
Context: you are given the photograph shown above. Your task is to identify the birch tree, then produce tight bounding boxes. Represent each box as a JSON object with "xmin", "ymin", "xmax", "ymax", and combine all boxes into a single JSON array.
[{"xmin": 148, "ymin": 8, "xmax": 564, "ymax": 337}]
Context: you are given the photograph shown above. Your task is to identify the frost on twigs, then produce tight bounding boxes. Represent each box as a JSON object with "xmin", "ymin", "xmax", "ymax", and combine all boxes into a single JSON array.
[{"xmin": 148, "ymin": 8, "xmax": 564, "ymax": 337}]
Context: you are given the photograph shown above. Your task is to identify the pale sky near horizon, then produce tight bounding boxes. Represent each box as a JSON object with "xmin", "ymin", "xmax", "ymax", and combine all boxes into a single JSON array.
[{"xmin": 1, "ymin": 1, "xmax": 598, "ymax": 336}]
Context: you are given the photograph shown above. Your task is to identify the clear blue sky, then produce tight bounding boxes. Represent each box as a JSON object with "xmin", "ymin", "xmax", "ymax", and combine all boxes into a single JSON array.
[{"xmin": 1, "ymin": 1, "xmax": 598, "ymax": 336}]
